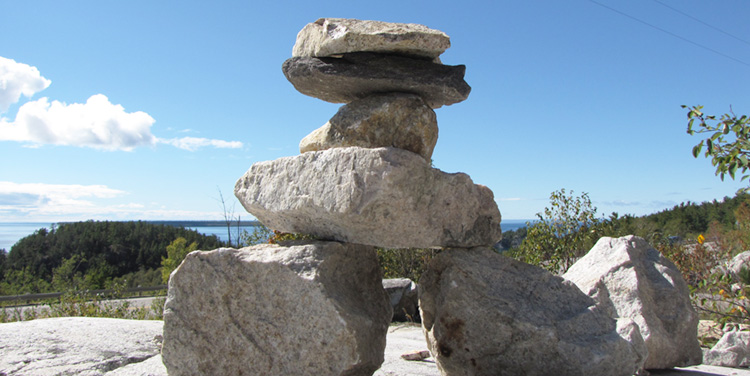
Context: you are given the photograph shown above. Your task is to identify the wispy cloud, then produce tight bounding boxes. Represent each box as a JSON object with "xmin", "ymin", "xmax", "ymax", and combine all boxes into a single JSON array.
[
  {"xmin": 158, "ymin": 136, "xmax": 243, "ymax": 151},
  {"xmin": 0, "ymin": 56, "xmax": 243, "ymax": 152},
  {"xmin": 498, "ymin": 197, "xmax": 523, "ymax": 201},
  {"xmin": 0, "ymin": 181, "xmax": 235, "ymax": 222},
  {"xmin": 0, "ymin": 57, "xmax": 51, "ymax": 113},
  {"xmin": 601, "ymin": 200, "xmax": 642, "ymax": 207},
  {"xmin": 0, "ymin": 181, "xmax": 126, "ymax": 218}
]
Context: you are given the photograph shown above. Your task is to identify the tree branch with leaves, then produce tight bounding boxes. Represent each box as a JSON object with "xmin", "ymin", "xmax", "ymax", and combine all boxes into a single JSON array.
[{"xmin": 685, "ymin": 105, "xmax": 750, "ymax": 192}]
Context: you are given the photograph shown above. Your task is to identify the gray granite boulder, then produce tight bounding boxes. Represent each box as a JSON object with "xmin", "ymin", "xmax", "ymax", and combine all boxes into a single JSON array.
[
  {"xmin": 383, "ymin": 278, "xmax": 420, "ymax": 322},
  {"xmin": 419, "ymin": 247, "xmax": 646, "ymax": 376},
  {"xmin": 0, "ymin": 317, "xmax": 163, "ymax": 376},
  {"xmin": 563, "ymin": 235, "xmax": 703, "ymax": 369},
  {"xmin": 234, "ymin": 147, "xmax": 502, "ymax": 249},
  {"xmin": 300, "ymin": 93, "xmax": 438, "ymax": 161},
  {"xmin": 292, "ymin": 18, "xmax": 450, "ymax": 60},
  {"xmin": 282, "ymin": 52, "xmax": 470, "ymax": 108},
  {"xmin": 728, "ymin": 250, "xmax": 750, "ymax": 282},
  {"xmin": 704, "ymin": 331, "xmax": 750, "ymax": 368},
  {"xmin": 162, "ymin": 242, "xmax": 392, "ymax": 376}
]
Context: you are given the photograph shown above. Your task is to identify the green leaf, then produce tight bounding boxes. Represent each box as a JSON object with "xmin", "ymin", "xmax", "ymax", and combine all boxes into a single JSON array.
[
  {"xmin": 707, "ymin": 139, "xmax": 714, "ymax": 154},
  {"xmin": 692, "ymin": 143, "xmax": 703, "ymax": 158}
]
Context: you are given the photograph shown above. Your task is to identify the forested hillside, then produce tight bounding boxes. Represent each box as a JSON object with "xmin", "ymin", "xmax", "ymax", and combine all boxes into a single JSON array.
[
  {"xmin": 0, "ymin": 221, "xmax": 225, "ymax": 295},
  {"xmin": 497, "ymin": 194, "xmax": 749, "ymax": 252}
]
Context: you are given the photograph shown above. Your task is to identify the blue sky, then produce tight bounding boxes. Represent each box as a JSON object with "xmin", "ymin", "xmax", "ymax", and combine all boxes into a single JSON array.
[{"xmin": 1, "ymin": 0, "xmax": 748, "ymax": 223}]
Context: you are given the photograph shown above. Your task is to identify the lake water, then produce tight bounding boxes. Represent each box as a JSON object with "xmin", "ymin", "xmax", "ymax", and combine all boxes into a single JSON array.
[{"xmin": 0, "ymin": 219, "xmax": 532, "ymax": 251}]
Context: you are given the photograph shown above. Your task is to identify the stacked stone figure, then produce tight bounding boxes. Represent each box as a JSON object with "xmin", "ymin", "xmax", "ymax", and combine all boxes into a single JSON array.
[
  {"xmin": 161, "ymin": 19, "xmax": 665, "ymax": 376},
  {"xmin": 236, "ymin": 18, "xmax": 502, "ymax": 249}
]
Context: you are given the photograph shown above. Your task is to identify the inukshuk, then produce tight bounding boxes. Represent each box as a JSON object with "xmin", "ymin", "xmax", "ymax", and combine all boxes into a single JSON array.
[
  {"xmin": 162, "ymin": 18, "xmax": 501, "ymax": 376},
  {"xmin": 237, "ymin": 18, "xmax": 501, "ymax": 249}
]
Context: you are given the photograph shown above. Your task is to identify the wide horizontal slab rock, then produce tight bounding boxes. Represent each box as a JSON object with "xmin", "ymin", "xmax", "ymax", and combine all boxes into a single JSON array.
[
  {"xmin": 234, "ymin": 147, "xmax": 502, "ymax": 249},
  {"xmin": 300, "ymin": 93, "xmax": 438, "ymax": 161},
  {"xmin": 282, "ymin": 52, "xmax": 470, "ymax": 109},
  {"xmin": 162, "ymin": 242, "xmax": 392, "ymax": 376},
  {"xmin": 0, "ymin": 317, "xmax": 163, "ymax": 375},
  {"xmin": 563, "ymin": 236, "xmax": 703, "ymax": 369},
  {"xmin": 292, "ymin": 18, "xmax": 451, "ymax": 60},
  {"xmin": 419, "ymin": 248, "xmax": 646, "ymax": 376}
]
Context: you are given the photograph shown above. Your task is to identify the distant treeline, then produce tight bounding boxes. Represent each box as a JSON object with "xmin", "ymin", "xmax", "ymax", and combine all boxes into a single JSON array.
[
  {"xmin": 146, "ymin": 220, "xmax": 261, "ymax": 228},
  {"xmin": 497, "ymin": 194, "xmax": 750, "ymax": 251},
  {"xmin": 0, "ymin": 220, "xmax": 226, "ymax": 295}
]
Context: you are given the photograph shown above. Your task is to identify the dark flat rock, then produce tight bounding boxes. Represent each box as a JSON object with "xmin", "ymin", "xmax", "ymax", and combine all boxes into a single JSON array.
[{"xmin": 282, "ymin": 52, "xmax": 471, "ymax": 108}]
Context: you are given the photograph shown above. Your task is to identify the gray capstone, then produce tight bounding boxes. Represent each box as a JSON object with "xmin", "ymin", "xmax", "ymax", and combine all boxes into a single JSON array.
[
  {"xmin": 282, "ymin": 52, "xmax": 471, "ymax": 109},
  {"xmin": 161, "ymin": 242, "xmax": 392, "ymax": 376},
  {"xmin": 300, "ymin": 93, "xmax": 438, "ymax": 162},
  {"xmin": 234, "ymin": 147, "xmax": 502, "ymax": 249},
  {"xmin": 419, "ymin": 247, "xmax": 646, "ymax": 376},
  {"xmin": 292, "ymin": 18, "xmax": 451, "ymax": 60},
  {"xmin": 563, "ymin": 235, "xmax": 703, "ymax": 369}
]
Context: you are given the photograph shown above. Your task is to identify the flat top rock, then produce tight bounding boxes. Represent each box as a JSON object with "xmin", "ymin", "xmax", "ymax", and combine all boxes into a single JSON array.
[{"xmin": 293, "ymin": 18, "xmax": 450, "ymax": 59}]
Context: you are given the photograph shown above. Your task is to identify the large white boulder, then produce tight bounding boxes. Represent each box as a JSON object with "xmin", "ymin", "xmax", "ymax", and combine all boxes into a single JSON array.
[
  {"xmin": 563, "ymin": 235, "xmax": 703, "ymax": 369},
  {"xmin": 418, "ymin": 247, "xmax": 646, "ymax": 376},
  {"xmin": 292, "ymin": 18, "xmax": 451, "ymax": 60},
  {"xmin": 234, "ymin": 147, "xmax": 502, "ymax": 249},
  {"xmin": 161, "ymin": 241, "xmax": 392, "ymax": 376},
  {"xmin": 0, "ymin": 317, "xmax": 163, "ymax": 375},
  {"xmin": 704, "ymin": 331, "xmax": 750, "ymax": 368}
]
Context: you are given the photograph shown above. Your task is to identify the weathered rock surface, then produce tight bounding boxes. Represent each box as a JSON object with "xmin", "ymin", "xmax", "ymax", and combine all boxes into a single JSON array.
[
  {"xmin": 293, "ymin": 18, "xmax": 451, "ymax": 60},
  {"xmin": 0, "ymin": 317, "xmax": 163, "ymax": 375},
  {"xmin": 282, "ymin": 52, "xmax": 471, "ymax": 108},
  {"xmin": 300, "ymin": 93, "xmax": 438, "ymax": 161},
  {"xmin": 419, "ymin": 247, "xmax": 646, "ymax": 376},
  {"xmin": 728, "ymin": 250, "xmax": 750, "ymax": 281},
  {"xmin": 563, "ymin": 235, "xmax": 703, "ymax": 369},
  {"xmin": 704, "ymin": 331, "xmax": 750, "ymax": 368},
  {"xmin": 383, "ymin": 278, "xmax": 420, "ymax": 322},
  {"xmin": 234, "ymin": 147, "xmax": 502, "ymax": 249},
  {"xmin": 162, "ymin": 242, "xmax": 392, "ymax": 376}
]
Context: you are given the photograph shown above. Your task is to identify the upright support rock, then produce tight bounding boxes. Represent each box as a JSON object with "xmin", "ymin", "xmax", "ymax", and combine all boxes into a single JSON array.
[
  {"xmin": 162, "ymin": 242, "xmax": 392, "ymax": 376},
  {"xmin": 419, "ymin": 248, "xmax": 647, "ymax": 376}
]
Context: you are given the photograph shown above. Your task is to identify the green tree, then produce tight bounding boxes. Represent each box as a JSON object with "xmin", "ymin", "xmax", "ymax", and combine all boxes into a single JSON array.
[
  {"xmin": 161, "ymin": 237, "xmax": 198, "ymax": 284},
  {"xmin": 685, "ymin": 105, "xmax": 750, "ymax": 192},
  {"xmin": 51, "ymin": 255, "xmax": 85, "ymax": 291},
  {"xmin": 509, "ymin": 189, "xmax": 610, "ymax": 274}
]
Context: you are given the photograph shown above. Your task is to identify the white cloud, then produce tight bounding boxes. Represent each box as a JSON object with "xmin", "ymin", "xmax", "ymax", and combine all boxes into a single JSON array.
[
  {"xmin": 0, "ymin": 94, "xmax": 157, "ymax": 151},
  {"xmin": 159, "ymin": 136, "xmax": 243, "ymax": 151},
  {"xmin": 0, "ymin": 56, "xmax": 243, "ymax": 152},
  {"xmin": 0, "ymin": 181, "xmax": 127, "ymax": 218},
  {"xmin": 0, "ymin": 56, "xmax": 51, "ymax": 113}
]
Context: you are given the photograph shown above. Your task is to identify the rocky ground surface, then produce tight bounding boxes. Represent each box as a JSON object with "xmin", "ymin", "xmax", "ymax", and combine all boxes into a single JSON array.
[{"xmin": 1, "ymin": 317, "xmax": 749, "ymax": 376}]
